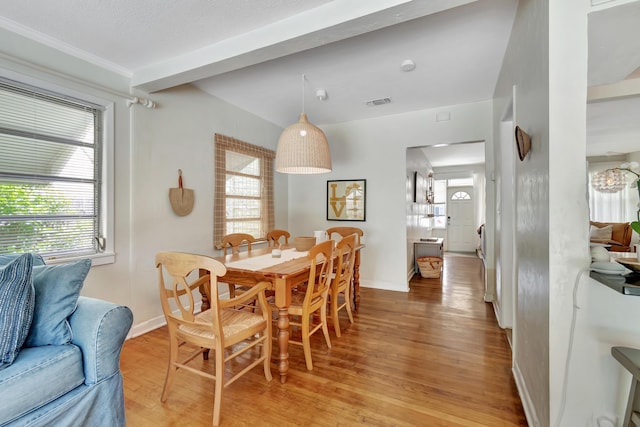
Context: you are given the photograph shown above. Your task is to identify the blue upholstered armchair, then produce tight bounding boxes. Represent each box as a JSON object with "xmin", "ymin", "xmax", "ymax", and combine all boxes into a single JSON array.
[{"xmin": 0, "ymin": 254, "xmax": 133, "ymax": 426}]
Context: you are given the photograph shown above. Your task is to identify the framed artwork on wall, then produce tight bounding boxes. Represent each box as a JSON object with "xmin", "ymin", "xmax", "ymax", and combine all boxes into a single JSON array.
[
  {"xmin": 413, "ymin": 171, "xmax": 426, "ymax": 203},
  {"xmin": 327, "ymin": 179, "xmax": 366, "ymax": 221}
]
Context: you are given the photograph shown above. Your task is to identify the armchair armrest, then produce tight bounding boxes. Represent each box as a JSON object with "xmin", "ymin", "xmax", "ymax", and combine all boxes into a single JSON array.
[
  {"xmin": 219, "ymin": 281, "xmax": 269, "ymax": 310},
  {"xmin": 68, "ymin": 296, "xmax": 133, "ymax": 385}
]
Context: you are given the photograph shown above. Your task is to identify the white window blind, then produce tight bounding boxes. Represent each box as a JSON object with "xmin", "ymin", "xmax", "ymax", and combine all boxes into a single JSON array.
[{"xmin": 0, "ymin": 78, "xmax": 104, "ymax": 258}]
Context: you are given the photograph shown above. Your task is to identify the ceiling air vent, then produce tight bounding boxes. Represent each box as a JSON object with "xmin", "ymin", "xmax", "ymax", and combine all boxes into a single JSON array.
[{"xmin": 365, "ymin": 97, "xmax": 391, "ymax": 107}]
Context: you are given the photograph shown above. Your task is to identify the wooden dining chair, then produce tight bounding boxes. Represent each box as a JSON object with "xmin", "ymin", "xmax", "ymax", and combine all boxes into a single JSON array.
[
  {"xmin": 221, "ymin": 233, "xmax": 255, "ymax": 255},
  {"xmin": 155, "ymin": 252, "xmax": 272, "ymax": 426},
  {"xmin": 266, "ymin": 229, "xmax": 290, "ymax": 247},
  {"xmin": 327, "ymin": 227, "xmax": 363, "ymax": 309},
  {"xmin": 269, "ymin": 240, "xmax": 334, "ymax": 370},
  {"xmin": 327, "ymin": 226, "xmax": 364, "ymax": 245},
  {"xmin": 328, "ymin": 233, "xmax": 357, "ymax": 337},
  {"xmin": 221, "ymin": 233, "xmax": 256, "ymax": 298}
]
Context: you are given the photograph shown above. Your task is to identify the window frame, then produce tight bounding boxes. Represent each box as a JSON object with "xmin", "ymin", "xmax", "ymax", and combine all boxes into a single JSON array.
[
  {"xmin": 0, "ymin": 71, "xmax": 114, "ymax": 265},
  {"xmin": 214, "ymin": 133, "xmax": 274, "ymax": 249}
]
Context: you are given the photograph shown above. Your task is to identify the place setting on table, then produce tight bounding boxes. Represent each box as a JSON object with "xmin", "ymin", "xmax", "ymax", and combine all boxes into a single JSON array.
[{"xmin": 222, "ymin": 235, "xmax": 316, "ymax": 272}]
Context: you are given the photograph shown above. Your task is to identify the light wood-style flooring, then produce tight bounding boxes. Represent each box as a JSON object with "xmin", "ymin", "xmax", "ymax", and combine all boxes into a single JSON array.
[{"xmin": 120, "ymin": 252, "xmax": 527, "ymax": 426}]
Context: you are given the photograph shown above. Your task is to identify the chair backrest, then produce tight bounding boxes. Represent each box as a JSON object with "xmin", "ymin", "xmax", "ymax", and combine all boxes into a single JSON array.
[
  {"xmin": 156, "ymin": 252, "xmax": 227, "ymax": 337},
  {"xmin": 333, "ymin": 234, "xmax": 357, "ymax": 292},
  {"xmin": 266, "ymin": 229, "xmax": 290, "ymax": 247},
  {"xmin": 327, "ymin": 227, "xmax": 364, "ymax": 245},
  {"xmin": 303, "ymin": 240, "xmax": 334, "ymax": 308},
  {"xmin": 221, "ymin": 233, "xmax": 256, "ymax": 255}
]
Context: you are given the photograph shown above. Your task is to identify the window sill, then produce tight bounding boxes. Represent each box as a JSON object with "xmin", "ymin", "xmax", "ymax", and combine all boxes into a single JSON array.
[{"xmin": 42, "ymin": 252, "xmax": 115, "ymax": 267}]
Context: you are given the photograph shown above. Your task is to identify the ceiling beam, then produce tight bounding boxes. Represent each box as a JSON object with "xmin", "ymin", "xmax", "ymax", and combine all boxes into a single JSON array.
[
  {"xmin": 588, "ymin": 78, "xmax": 640, "ymax": 102},
  {"xmin": 131, "ymin": 0, "xmax": 476, "ymax": 93}
]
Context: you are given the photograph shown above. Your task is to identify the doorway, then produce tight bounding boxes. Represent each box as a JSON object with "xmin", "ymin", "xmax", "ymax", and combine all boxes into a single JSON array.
[{"xmin": 446, "ymin": 185, "xmax": 477, "ymax": 252}]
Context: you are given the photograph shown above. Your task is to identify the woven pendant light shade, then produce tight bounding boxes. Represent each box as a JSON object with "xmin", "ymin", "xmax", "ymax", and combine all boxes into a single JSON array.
[{"xmin": 275, "ymin": 112, "xmax": 332, "ymax": 174}]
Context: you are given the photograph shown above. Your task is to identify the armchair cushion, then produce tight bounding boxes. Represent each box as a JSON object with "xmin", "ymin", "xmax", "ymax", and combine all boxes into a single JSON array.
[
  {"xmin": 25, "ymin": 259, "xmax": 91, "ymax": 347},
  {"xmin": 69, "ymin": 297, "xmax": 133, "ymax": 384},
  {"xmin": 0, "ymin": 345, "xmax": 84, "ymax": 424},
  {"xmin": 590, "ymin": 224, "xmax": 613, "ymax": 240},
  {"xmin": 0, "ymin": 254, "xmax": 45, "ymax": 267},
  {"xmin": 0, "ymin": 254, "xmax": 34, "ymax": 369}
]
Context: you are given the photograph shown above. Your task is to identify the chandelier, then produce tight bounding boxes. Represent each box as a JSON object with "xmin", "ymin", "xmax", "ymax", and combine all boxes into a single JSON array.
[{"xmin": 592, "ymin": 168, "xmax": 626, "ymax": 193}]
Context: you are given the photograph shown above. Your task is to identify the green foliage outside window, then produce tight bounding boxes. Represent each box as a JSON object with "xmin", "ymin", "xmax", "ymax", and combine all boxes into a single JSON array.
[{"xmin": 0, "ymin": 183, "xmax": 78, "ymax": 254}]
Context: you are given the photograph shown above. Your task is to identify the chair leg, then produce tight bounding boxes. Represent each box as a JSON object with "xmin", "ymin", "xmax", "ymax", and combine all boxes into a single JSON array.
[
  {"xmin": 262, "ymin": 329, "xmax": 273, "ymax": 381},
  {"xmin": 213, "ymin": 347, "xmax": 224, "ymax": 426},
  {"xmin": 344, "ymin": 291, "xmax": 354, "ymax": 324},
  {"xmin": 331, "ymin": 295, "xmax": 342, "ymax": 337},
  {"xmin": 321, "ymin": 302, "xmax": 332, "ymax": 349},
  {"xmin": 301, "ymin": 315, "xmax": 314, "ymax": 371},
  {"xmin": 161, "ymin": 337, "xmax": 179, "ymax": 402}
]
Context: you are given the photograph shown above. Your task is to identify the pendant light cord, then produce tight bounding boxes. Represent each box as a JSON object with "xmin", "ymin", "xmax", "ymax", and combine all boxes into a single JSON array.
[{"xmin": 301, "ymin": 73, "xmax": 306, "ymax": 113}]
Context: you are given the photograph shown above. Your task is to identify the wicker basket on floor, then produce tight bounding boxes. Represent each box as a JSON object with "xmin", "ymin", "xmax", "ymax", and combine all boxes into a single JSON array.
[{"xmin": 417, "ymin": 256, "xmax": 442, "ymax": 278}]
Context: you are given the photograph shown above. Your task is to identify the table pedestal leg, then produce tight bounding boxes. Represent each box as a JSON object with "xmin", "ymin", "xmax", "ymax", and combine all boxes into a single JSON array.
[
  {"xmin": 199, "ymin": 273, "xmax": 211, "ymax": 360},
  {"xmin": 353, "ymin": 250, "xmax": 361, "ymax": 311},
  {"xmin": 277, "ymin": 308, "xmax": 290, "ymax": 384}
]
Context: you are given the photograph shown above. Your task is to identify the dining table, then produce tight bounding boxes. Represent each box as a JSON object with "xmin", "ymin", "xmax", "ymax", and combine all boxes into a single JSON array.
[{"xmin": 200, "ymin": 243, "xmax": 363, "ymax": 384}]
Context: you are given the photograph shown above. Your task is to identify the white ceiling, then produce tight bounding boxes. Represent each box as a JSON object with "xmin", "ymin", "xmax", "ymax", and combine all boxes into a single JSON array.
[
  {"xmin": 586, "ymin": 0, "xmax": 640, "ymax": 158},
  {"xmin": 420, "ymin": 141, "xmax": 486, "ymax": 168},
  {"xmin": 0, "ymin": 0, "xmax": 638, "ymax": 165},
  {"xmin": 192, "ymin": 0, "xmax": 517, "ymax": 128},
  {"xmin": 0, "ymin": 0, "xmax": 517, "ymax": 130}
]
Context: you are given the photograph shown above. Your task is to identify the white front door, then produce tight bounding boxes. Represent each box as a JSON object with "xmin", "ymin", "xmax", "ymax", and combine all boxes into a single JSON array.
[{"xmin": 447, "ymin": 186, "xmax": 476, "ymax": 252}]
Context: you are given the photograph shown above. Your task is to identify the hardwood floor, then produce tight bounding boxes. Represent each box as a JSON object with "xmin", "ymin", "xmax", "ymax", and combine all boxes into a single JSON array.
[{"xmin": 120, "ymin": 252, "xmax": 527, "ymax": 426}]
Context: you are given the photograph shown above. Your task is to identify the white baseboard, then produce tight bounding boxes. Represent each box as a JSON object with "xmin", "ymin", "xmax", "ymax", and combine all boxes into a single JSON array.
[
  {"xmin": 360, "ymin": 278, "xmax": 409, "ymax": 292},
  {"xmin": 127, "ymin": 314, "xmax": 166, "ymax": 339},
  {"xmin": 492, "ymin": 300, "xmax": 504, "ymax": 328},
  {"xmin": 126, "ymin": 301, "xmax": 204, "ymax": 340},
  {"xmin": 513, "ymin": 361, "xmax": 540, "ymax": 427},
  {"xmin": 408, "ymin": 269, "xmax": 416, "ymax": 282}
]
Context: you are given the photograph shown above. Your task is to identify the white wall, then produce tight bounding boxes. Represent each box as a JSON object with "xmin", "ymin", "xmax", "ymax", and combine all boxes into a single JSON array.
[
  {"xmin": 287, "ymin": 102, "xmax": 493, "ymax": 292},
  {"xmin": 493, "ymin": 0, "xmax": 640, "ymax": 425},
  {"xmin": 493, "ymin": 0, "xmax": 551, "ymax": 424},
  {"xmin": 494, "ymin": 118, "xmax": 516, "ymax": 329},
  {"xmin": 561, "ymin": 2, "xmax": 640, "ymax": 426},
  {"xmin": 125, "ymin": 84, "xmax": 286, "ymax": 331}
]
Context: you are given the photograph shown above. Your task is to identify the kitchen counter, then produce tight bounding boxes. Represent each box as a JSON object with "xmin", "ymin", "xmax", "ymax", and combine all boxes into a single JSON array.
[{"xmin": 591, "ymin": 252, "xmax": 640, "ymax": 295}]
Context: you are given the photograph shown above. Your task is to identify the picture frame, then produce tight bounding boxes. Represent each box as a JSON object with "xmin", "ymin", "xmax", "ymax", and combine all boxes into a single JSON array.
[
  {"xmin": 327, "ymin": 179, "xmax": 366, "ymax": 221},
  {"xmin": 413, "ymin": 171, "xmax": 425, "ymax": 203}
]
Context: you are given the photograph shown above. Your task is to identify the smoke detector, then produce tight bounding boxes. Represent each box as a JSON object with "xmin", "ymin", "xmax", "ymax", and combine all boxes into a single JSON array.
[
  {"xmin": 400, "ymin": 59, "xmax": 416, "ymax": 72},
  {"xmin": 315, "ymin": 89, "xmax": 328, "ymax": 100},
  {"xmin": 365, "ymin": 97, "xmax": 392, "ymax": 107}
]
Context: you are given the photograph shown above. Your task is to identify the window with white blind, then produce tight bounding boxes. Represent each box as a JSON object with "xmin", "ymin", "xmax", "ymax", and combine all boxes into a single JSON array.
[
  {"xmin": 0, "ymin": 77, "xmax": 108, "ymax": 260},
  {"xmin": 214, "ymin": 134, "xmax": 274, "ymax": 248}
]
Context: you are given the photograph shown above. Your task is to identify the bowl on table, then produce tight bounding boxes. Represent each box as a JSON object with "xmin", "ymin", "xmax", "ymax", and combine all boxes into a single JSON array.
[{"xmin": 293, "ymin": 236, "xmax": 316, "ymax": 252}]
